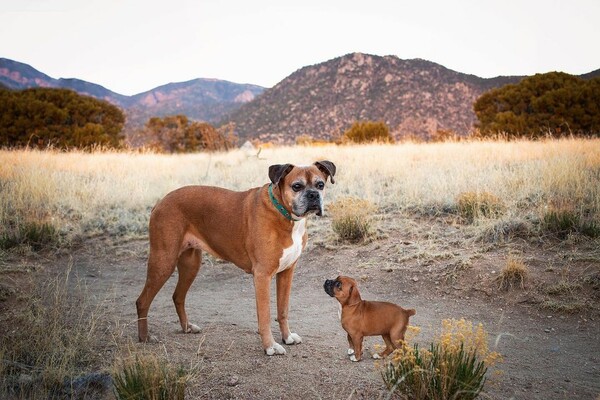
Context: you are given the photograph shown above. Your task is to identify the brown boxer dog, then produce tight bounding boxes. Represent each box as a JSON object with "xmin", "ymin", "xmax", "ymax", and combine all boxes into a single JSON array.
[
  {"xmin": 136, "ymin": 161, "xmax": 335, "ymax": 355},
  {"xmin": 324, "ymin": 276, "xmax": 416, "ymax": 361}
]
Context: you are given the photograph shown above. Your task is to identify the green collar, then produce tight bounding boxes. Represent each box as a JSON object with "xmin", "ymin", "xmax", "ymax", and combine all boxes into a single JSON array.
[{"xmin": 268, "ymin": 184, "xmax": 300, "ymax": 221}]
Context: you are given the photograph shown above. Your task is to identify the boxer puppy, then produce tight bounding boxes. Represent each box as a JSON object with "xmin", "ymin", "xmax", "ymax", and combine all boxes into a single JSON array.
[
  {"xmin": 136, "ymin": 161, "xmax": 335, "ymax": 356},
  {"xmin": 324, "ymin": 275, "xmax": 415, "ymax": 361}
]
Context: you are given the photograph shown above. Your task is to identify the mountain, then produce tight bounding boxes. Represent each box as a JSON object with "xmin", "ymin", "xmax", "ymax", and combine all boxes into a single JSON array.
[
  {"xmin": 0, "ymin": 58, "xmax": 131, "ymax": 106},
  {"xmin": 221, "ymin": 53, "xmax": 531, "ymax": 143},
  {"xmin": 0, "ymin": 58, "xmax": 265, "ymax": 128},
  {"xmin": 126, "ymin": 79, "xmax": 264, "ymax": 128}
]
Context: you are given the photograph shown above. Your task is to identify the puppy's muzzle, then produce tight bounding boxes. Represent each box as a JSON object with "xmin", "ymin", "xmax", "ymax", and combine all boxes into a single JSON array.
[{"xmin": 323, "ymin": 279, "xmax": 336, "ymax": 297}]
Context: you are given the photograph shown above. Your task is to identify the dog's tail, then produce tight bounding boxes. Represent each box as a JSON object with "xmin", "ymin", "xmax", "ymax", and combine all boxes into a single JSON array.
[{"xmin": 406, "ymin": 309, "xmax": 416, "ymax": 317}]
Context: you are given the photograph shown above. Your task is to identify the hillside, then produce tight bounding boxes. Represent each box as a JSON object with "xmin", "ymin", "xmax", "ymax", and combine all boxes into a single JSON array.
[
  {"xmin": 0, "ymin": 58, "xmax": 264, "ymax": 128},
  {"xmin": 221, "ymin": 53, "xmax": 526, "ymax": 142},
  {"xmin": 125, "ymin": 79, "xmax": 264, "ymax": 128}
]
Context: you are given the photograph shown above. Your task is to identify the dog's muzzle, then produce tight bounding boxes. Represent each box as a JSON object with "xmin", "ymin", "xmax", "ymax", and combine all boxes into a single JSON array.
[
  {"xmin": 323, "ymin": 279, "xmax": 336, "ymax": 297},
  {"xmin": 306, "ymin": 190, "xmax": 323, "ymax": 216}
]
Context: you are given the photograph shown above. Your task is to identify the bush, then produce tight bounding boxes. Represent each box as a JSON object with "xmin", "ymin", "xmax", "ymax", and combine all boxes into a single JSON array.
[
  {"xmin": 343, "ymin": 121, "xmax": 394, "ymax": 144},
  {"xmin": 456, "ymin": 192, "xmax": 505, "ymax": 222},
  {"xmin": 328, "ymin": 197, "xmax": 376, "ymax": 242},
  {"xmin": 112, "ymin": 354, "xmax": 190, "ymax": 400},
  {"xmin": 134, "ymin": 115, "xmax": 237, "ymax": 153},
  {"xmin": 380, "ymin": 319, "xmax": 501, "ymax": 400},
  {"xmin": 542, "ymin": 207, "xmax": 600, "ymax": 238},
  {"xmin": 0, "ymin": 221, "xmax": 60, "ymax": 251}
]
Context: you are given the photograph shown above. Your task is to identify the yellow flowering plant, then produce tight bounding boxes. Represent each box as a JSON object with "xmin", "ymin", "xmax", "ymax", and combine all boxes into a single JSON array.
[{"xmin": 379, "ymin": 319, "xmax": 501, "ymax": 400}]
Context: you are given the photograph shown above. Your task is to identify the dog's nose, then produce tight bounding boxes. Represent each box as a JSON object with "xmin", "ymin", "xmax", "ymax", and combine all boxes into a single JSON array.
[{"xmin": 307, "ymin": 190, "xmax": 319, "ymax": 201}]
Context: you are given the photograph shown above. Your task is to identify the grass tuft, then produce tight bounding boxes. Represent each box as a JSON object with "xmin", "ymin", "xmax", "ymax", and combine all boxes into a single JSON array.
[
  {"xmin": 497, "ymin": 255, "xmax": 528, "ymax": 290},
  {"xmin": 328, "ymin": 197, "xmax": 376, "ymax": 243},
  {"xmin": 457, "ymin": 192, "xmax": 505, "ymax": 223},
  {"xmin": 0, "ymin": 221, "xmax": 61, "ymax": 251},
  {"xmin": 112, "ymin": 354, "xmax": 192, "ymax": 400}
]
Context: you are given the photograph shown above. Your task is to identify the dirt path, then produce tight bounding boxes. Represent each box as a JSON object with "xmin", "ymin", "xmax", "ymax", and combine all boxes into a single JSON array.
[{"xmin": 67, "ymin": 221, "xmax": 600, "ymax": 400}]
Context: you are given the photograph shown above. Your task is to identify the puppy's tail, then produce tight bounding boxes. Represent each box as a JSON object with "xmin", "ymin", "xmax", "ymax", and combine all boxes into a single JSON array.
[{"xmin": 406, "ymin": 309, "xmax": 416, "ymax": 317}]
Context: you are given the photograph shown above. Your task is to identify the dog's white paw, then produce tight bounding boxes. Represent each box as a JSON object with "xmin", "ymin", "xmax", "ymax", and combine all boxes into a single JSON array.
[
  {"xmin": 372, "ymin": 353, "xmax": 382, "ymax": 359},
  {"xmin": 347, "ymin": 348, "xmax": 355, "ymax": 356},
  {"xmin": 265, "ymin": 342, "xmax": 286, "ymax": 356},
  {"xmin": 283, "ymin": 332, "xmax": 302, "ymax": 345},
  {"xmin": 184, "ymin": 323, "xmax": 201, "ymax": 333},
  {"xmin": 349, "ymin": 354, "xmax": 359, "ymax": 362}
]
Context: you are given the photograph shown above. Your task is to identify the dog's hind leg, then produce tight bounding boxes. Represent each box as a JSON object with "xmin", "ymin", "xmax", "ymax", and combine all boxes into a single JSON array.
[
  {"xmin": 173, "ymin": 248, "xmax": 202, "ymax": 334},
  {"xmin": 136, "ymin": 249, "xmax": 178, "ymax": 342},
  {"xmin": 374, "ymin": 334, "xmax": 395, "ymax": 359}
]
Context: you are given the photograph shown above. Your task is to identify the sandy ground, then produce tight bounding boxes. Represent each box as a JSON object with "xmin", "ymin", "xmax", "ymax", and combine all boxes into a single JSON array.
[
  {"xmin": 2, "ymin": 212, "xmax": 599, "ymax": 399},
  {"xmin": 55, "ymin": 211, "xmax": 600, "ymax": 400}
]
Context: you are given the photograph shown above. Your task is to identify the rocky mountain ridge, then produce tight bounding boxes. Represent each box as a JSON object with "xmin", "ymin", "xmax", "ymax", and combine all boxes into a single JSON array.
[{"xmin": 221, "ymin": 53, "xmax": 526, "ymax": 142}]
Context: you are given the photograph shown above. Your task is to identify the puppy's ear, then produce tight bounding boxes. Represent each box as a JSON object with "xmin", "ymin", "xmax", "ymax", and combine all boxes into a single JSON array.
[
  {"xmin": 314, "ymin": 160, "xmax": 336, "ymax": 184},
  {"xmin": 269, "ymin": 164, "xmax": 294, "ymax": 185}
]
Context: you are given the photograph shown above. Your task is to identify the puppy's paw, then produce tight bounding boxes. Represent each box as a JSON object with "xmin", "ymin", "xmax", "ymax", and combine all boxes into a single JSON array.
[
  {"xmin": 349, "ymin": 354, "xmax": 360, "ymax": 362},
  {"xmin": 265, "ymin": 342, "xmax": 286, "ymax": 356},
  {"xmin": 283, "ymin": 332, "xmax": 302, "ymax": 345},
  {"xmin": 184, "ymin": 323, "xmax": 201, "ymax": 334},
  {"xmin": 347, "ymin": 348, "xmax": 355, "ymax": 356}
]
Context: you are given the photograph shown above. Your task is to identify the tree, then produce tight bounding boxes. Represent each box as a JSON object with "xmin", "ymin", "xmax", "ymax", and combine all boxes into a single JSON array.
[
  {"xmin": 139, "ymin": 115, "xmax": 237, "ymax": 152},
  {"xmin": 0, "ymin": 87, "xmax": 125, "ymax": 148},
  {"xmin": 343, "ymin": 121, "xmax": 394, "ymax": 143},
  {"xmin": 474, "ymin": 73, "xmax": 600, "ymax": 138}
]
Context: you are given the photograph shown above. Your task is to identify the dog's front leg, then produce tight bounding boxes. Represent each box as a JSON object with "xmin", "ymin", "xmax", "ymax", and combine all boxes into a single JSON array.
[
  {"xmin": 276, "ymin": 265, "xmax": 302, "ymax": 345},
  {"xmin": 254, "ymin": 273, "xmax": 286, "ymax": 355}
]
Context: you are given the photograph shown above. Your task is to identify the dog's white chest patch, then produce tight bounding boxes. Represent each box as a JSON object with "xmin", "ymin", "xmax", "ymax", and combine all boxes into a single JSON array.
[{"xmin": 277, "ymin": 219, "xmax": 306, "ymax": 273}]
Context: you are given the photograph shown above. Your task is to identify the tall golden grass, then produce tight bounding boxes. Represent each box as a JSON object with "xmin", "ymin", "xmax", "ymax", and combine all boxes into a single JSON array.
[{"xmin": 1, "ymin": 138, "xmax": 599, "ymax": 249}]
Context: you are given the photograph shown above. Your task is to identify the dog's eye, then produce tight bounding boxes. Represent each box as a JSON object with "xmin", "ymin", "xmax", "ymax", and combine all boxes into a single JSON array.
[
  {"xmin": 292, "ymin": 183, "xmax": 304, "ymax": 192},
  {"xmin": 315, "ymin": 181, "xmax": 325, "ymax": 190},
  {"xmin": 335, "ymin": 281, "xmax": 342, "ymax": 289}
]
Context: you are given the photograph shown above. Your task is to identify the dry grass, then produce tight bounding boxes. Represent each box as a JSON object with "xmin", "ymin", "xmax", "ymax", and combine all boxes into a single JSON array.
[
  {"xmin": 0, "ymin": 261, "xmax": 108, "ymax": 398},
  {"xmin": 0, "ymin": 138, "xmax": 599, "ymax": 252},
  {"xmin": 497, "ymin": 255, "xmax": 528, "ymax": 290},
  {"xmin": 328, "ymin": 197, "xmax": 376, "ymax": 242}
]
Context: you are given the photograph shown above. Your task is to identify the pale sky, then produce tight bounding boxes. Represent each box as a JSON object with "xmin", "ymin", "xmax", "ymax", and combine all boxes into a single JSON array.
[{"xmin": 1, "ymin": 0, "xmax": 599, "ymax": 96}]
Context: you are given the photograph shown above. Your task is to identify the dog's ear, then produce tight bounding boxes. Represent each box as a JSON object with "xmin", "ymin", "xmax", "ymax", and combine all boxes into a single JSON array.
[
  {"xmin": 269, "ymin": 164, "xmax": 294, "ymax": 185},
  {"xmin": 348, "ymin": 281, "xmax": 361, "ymax": 304},
  {"xmin": 314, "ymin": 160, "xmax": 336, "ymax": 184}
]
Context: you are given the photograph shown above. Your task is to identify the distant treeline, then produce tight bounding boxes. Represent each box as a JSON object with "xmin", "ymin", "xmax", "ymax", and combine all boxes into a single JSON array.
[
  {"xmin": 1, "ymin": 71, "xmax": 599, "ymax": 150},
  {"xmin": 0, "ymin": 87, "xmax": 125, "ymax": 148}
]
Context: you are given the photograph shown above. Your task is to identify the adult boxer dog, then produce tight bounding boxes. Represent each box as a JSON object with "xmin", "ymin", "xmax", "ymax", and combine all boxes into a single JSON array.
[
  {"xmin": 136, "ymin": 161, "xmax": 335, "ymax": 356},
  {"xmin": 324, "ymin": 275, "xmax": 416, "ymax": 361}
]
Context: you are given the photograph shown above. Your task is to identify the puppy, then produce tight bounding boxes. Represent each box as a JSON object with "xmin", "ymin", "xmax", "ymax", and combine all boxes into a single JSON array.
[{"xmin": 324, "ymin": 275, "xmax": 416, "ymax": 361}]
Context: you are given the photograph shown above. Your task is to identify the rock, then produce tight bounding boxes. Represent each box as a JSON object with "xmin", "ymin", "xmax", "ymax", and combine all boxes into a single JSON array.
[{"xmin": 228, "ymin": 375, "xmax": 240, "ymax": 386}]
